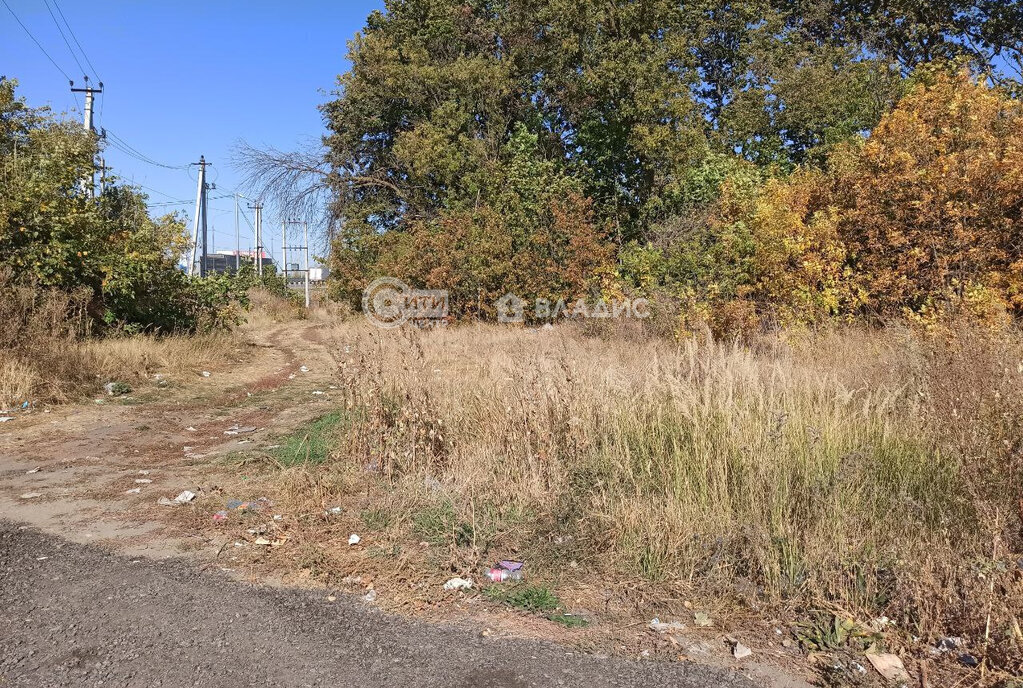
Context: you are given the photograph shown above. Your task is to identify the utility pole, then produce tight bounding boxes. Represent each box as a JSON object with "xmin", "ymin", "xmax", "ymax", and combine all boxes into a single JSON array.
[
  {"xmin": 248, "ymin": 201, "xmax": 264, "ymax": 276},
  {"xmin": 303, "ymin": 221, "xmax": 311, "ymax": 308},
  {"xmin": 282, "ymin": 221, "xmax": 288, "ymax": 282},
  {"xmin": 70, "ymin": 77, "xmax": 102, "ymax": 197},
  {"xmin": 234, "ymin": 194, "xmax": 240, "ymax": 273},
  {"xmin": 188, "ymin": 156, "xmax": 210, "ymax": 277},
  {"xmin": 283, "ymin": 220, "xmax": 309, "ymax": 308}
]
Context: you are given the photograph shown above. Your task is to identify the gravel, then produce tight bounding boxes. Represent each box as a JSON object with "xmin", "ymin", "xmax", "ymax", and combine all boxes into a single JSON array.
[{"xmin": 0, "ymin": 522, "xmax": 752, "ymax": 687}]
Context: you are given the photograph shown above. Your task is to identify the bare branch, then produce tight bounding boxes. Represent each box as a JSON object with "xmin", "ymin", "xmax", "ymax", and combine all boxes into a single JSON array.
[
  {"xmin": 232, "ymin": 140, "xmax": 406, "ymax": 244},
  {"xmin": 232, "ymin": 140, "xmax": 333, "ymax": 226}
]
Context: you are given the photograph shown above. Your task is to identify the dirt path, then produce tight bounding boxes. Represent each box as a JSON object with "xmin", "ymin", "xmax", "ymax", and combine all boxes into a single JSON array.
[{"xmin": 0, "ymin": 321, "xmax": 338, "ymax": 555}]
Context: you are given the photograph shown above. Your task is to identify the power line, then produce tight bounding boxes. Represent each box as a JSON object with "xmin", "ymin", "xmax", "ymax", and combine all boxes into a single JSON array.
[
  {"xmin": 104, "ymin": 129, "xmax": 189, "ymax": 170},
  {"xmin": 49, "ymin": 0, "xmax": 100, "ymax": 82},
  {"xmin": 134, "ymin": 182, "xmax": 181, "ymax": 201},
  {"xmin": 1, "ymin": 0, "xmax": 72, "ymax": 82},
  {"xmin": 147, "ymin": 199, "xmax": 195, "ymax": 207},
  {"xmin": 147, "ymin": 193, "xmax": 232, "ymax": 207},
  {"xmin": 42, "ymin": 0, "xmax": 87, "ymax": 79}
]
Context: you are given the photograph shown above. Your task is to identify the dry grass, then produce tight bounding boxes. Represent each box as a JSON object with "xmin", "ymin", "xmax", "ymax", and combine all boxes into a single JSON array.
[
  {"xmin": 0, "ymin": 278, "xmax": 232, "ymax": 407},
  {"xmin": 245, "ymin": 288, "xmax": 309, "ymax": 326},
  {"xmin": 256, "ymin": 319, "xmax": 1021, "ymax": 675}
]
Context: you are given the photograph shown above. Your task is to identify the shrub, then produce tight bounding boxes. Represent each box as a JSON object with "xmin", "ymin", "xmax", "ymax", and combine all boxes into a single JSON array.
[
  {"xmin": 631, "ymin": 69, "xmax": 1023, "ymax": 335},
  {"xmin": 1, "ymin": 78, "xmax": 248, "ymax": 335},
  {"xmin": 329, "ymin": 125, "xmax": 614, "ymax": 317}
]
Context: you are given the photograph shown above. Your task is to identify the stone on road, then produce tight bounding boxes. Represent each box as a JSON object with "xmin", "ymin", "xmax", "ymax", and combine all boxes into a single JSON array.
[{"xmin": 0, "ymin": 523, "xmax": 751, "ymax": 688}]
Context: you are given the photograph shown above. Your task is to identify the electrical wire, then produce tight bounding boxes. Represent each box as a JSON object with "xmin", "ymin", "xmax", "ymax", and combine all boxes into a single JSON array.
[
  {"xmin": 106, "ymin": 134, "xmax": 182, "ymax": 169},
  {"xmin": 1, "ymin": 0, "xmax": 72, "ymax": 82},
  {"xmin": 104, "ymin": 130, "xmax": 189, "ymax": 170},
  {"xmin": 147, "ymin": 194, "xmax": 233, "ymax": 207},
  {"xmin": 42, "ymin": 0, "xmax": 87, "ymax": 80},
  {"xmin": 49, "ymin": 0, "xmax": 100, "ymax": 82},
  {"xmin": 134, "ymin": 182, "xmax": 181, "ymax": 201},
  {"xmin": 146, "ymin": 199, "xmax": 194, "ymax": 207}
]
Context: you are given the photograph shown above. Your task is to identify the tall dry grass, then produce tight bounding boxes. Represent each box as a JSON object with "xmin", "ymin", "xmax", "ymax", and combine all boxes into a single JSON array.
[
  {"xmin": 0, "ymin": 277, "xmax": 231, "ymax": 407},
  {"xmin": 315, "ymin": 320, "xmax": 1021, "ymax": 665}
]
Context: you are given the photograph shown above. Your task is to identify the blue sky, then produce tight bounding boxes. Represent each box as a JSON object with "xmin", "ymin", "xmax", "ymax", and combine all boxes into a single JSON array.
[{"xmin": 1, "ymin": 0, "xmax": 384, "ymax": 257}]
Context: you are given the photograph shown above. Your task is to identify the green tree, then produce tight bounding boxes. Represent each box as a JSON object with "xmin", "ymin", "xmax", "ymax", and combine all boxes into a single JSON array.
[{"xmin": 0, "ymin": 78, "xmax": 242, "ymax": 333}]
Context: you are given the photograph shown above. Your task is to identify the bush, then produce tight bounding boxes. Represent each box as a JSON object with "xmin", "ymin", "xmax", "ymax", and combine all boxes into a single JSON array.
[
  {"xmin": 1, "ymin": 78, "xmax": 248, "ymax": 335},
  {"xmin": 629, "ymin": 68, "xmax": 1023, "ymax": 336},
  {"xmin": 329, "ymin": 125, "xmax": 615, "ymax": 318}
]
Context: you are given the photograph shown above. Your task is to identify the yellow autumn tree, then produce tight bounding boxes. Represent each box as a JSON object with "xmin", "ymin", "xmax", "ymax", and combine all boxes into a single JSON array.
[
  {"xmin": 833, "ymin": 69, "xmax": 1023, "ymax": 323},
  {"xmin": 728, "ymin": 68, "xmax": 1023, "ymax": 330}
]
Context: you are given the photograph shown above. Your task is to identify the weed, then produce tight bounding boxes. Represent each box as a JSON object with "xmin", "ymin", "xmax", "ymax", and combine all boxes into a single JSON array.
[
  {"xmin": 360, "ymin": 508, "xmax": 391, "ymax": 531},
  {"xmin": 793, "ymin": 612, "xmax": 882, "ymax": 653},
  {"xmin": 547, "ymin": 613, "xmax": 589, "ymax": 628},
  {"xmin": 272, "ymin": 411, "xmax": 347, "ymax": 466},
  {"xmin": 485, "ymin": 584, "xmax": 560, "ymax": 614}
]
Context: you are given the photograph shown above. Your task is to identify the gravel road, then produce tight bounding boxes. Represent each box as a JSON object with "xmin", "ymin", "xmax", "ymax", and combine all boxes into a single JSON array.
[{"xmin": 0, "ymin": 523, "xmax": 753, "ymax": 688}]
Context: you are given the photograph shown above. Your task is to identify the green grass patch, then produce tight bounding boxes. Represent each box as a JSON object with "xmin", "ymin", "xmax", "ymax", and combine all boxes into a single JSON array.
[
  {"xmin": 485, "ymin": 584, "xmax": 585, "ymax": 626},
  {"xmin": 484, "ymin": 584, "xmax": 560, "ymax": 613},
  {"xmin": 411, "ymin": 501, "xmax": 492, "ymax": 548},
  {"xmin": 360, "ymin": 508, "xmax": 392, "ymax": 531},
  {"xmin": 272, "ymin": 410, "xmax": 347, "ymax": 466},
  {"xmin": 412, "ymin": 502, "xmax": 457, "ymax": 544},
  {"xmin": 547, "ymin": 612, "xmax": 589, "ymax": 628}
]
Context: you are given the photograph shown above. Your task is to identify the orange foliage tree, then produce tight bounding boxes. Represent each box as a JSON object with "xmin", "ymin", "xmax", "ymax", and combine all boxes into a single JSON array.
[
  {"xmin": 730, "ymin": 68, "xmax": 1023, "ymax": 329},
  {"xmin": 833, "ymin": 69, "xmax": 1023, "ymax": 322}
]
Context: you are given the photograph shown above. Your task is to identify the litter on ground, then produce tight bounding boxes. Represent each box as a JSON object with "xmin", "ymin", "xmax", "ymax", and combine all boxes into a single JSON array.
[
  {"xmin": 227, "ymin": 498, "xmax": 269, "ymax": 512},
  {"xmin": 486, "ymin": 560, "xmax": 525, "ymax": 583},
  {"xmin": 224, "ymin": 425, "xmax": 257, "ymax": 435},
  {"xmin": 865, "ymin": 653, "xmax": 910, "ymax": 683},
  {"xmin": 732, "ymin": 642, "xmax": 752, "ymax": 660},
  {"xmin": 649, "ymin": 618, "xmax": 686, "ymax": 634},
  {"xmin": 158, "ymin": 491, "xmax": 196, "ymax": 506},
  {"xmin": 443, "ymin": 577, "xmax": 473, "ymax": 591}
]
